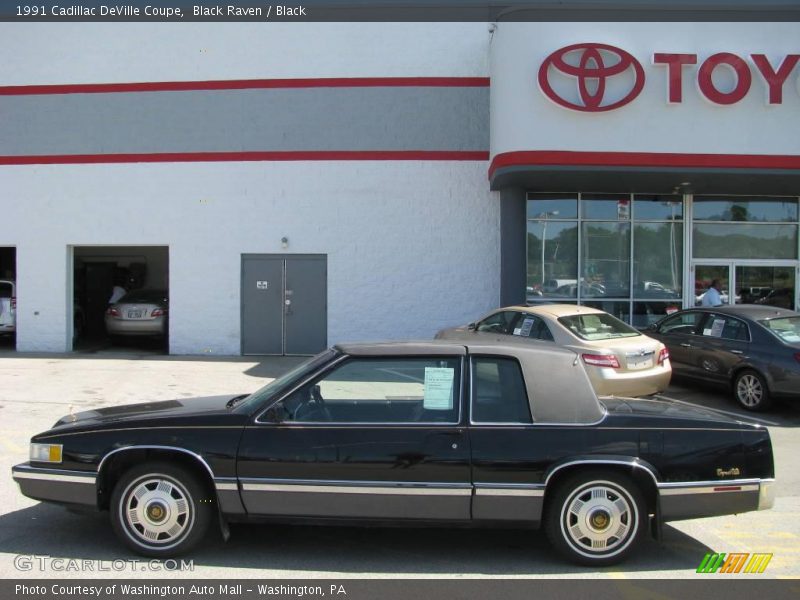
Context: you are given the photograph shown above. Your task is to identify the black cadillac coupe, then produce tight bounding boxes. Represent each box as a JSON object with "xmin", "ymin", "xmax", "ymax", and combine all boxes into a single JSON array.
[{"xmin": 12, "ymin": 340, "xmax": 775, "ymax": 566}]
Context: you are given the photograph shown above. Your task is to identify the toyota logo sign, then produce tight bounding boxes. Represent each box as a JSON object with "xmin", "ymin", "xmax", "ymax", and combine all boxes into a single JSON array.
[{"xmin": 538, "ymin": 43, "xmax": 646, "ymax": 112}]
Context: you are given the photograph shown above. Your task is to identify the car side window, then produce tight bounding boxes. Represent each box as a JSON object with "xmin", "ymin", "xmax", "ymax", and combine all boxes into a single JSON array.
[
  {"xmin": 658, "ymin": 311, "xmax": 704, "ymax": 335},
  {"xmin": 476, "ymin": 311, "xmax": 516, "ymax": 334},
  {"xmin": 471, "ymin": 357, "xmax": 532, "ymax": 424},
  {"xmin": 267, "ymin": 357, "xmax": 461, "ymax": 424},
  {"xmin": 700, "ymin": 314, "xmax": 751, "ymax": 342},
  {"xmin": 510, "ymin": 314, "xmax": 554, "ymax": 341}
]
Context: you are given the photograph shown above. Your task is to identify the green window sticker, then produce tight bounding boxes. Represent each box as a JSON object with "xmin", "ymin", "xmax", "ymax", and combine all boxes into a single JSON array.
[{"xmin": 423, "ymin": 367, "xmax": 455, "ymax": 410}]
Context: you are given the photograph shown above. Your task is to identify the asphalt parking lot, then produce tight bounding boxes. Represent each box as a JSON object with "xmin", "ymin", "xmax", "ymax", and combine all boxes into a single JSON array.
[{"xmin": 0, "ymin": 349, "xmax": 798, "ymax": 579}]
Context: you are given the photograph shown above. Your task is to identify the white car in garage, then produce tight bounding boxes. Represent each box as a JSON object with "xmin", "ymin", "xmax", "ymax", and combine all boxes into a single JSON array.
[{"xmin": 0, "ymin": 279, "xmax": 15, "ymax": 336}]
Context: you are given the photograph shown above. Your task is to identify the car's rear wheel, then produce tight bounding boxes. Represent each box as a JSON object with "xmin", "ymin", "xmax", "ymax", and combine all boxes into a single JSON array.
[
  {"xmin": 733, "ymin": 369, "xmax": 772, "ymax": 411},
  {"xmin": 110, "ymin": 462, "xmax": 212, "ymax": 557},
  {"xmin": 544, "ymin": 470, "xmax": 645, "ymax": 566}
]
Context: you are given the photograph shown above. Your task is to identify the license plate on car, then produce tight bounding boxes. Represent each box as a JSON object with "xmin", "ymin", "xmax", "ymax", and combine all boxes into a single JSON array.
[
  {"xmin": 127, "ymin": 310, "xmax": 142, "ymax": 319},
  {"xmin": 627, "ymin": 356, "xmax": 653, "ymax": 370}
]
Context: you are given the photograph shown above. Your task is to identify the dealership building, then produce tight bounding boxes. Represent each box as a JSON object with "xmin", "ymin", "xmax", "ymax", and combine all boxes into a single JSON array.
[{"xmin": 1, "ymin": 8, "xmax": 799, "ymax": 355}]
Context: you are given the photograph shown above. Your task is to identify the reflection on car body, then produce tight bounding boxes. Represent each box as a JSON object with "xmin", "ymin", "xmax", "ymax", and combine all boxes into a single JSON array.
[{"xmin": 12, "ymin": 340, "xmax": 774, "ymax": 566}]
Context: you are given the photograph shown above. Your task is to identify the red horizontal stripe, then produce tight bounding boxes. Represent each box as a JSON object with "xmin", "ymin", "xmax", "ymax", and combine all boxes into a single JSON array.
[
  {"xmin": 0, "ymin": 150, "xmax": 490, "ymax": 166},
  {"xmin": 0, "ymin": 77, "xmax": 490, "ymax": 96},
  {"xmin": 489, "ymin": 150, "xmax": 800, "ymax": 179}
]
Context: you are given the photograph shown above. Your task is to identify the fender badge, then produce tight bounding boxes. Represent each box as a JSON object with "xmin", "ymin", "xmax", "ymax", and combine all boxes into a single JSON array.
[{"xmin": 717, "ymin": 467, "xmax": 741, "ymax": 477}]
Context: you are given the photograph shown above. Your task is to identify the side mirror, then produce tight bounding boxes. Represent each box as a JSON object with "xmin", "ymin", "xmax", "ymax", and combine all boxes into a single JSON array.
[
  {"xmin": 647, "ymin": 323, "xmax": 658, "ymax": 332},
  {"xmin": 467, "ymin": 322, "xmax": 477, "ymax": 331}
]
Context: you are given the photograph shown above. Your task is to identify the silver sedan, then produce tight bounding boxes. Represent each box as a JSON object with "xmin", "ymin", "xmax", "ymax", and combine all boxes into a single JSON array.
[{"xmin": 105, "ymin": 289, "xmax": 168, "ymax": 337}]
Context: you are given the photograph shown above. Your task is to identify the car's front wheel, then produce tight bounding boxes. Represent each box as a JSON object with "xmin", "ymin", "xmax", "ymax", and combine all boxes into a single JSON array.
[
  {"xmin": 733, "ymin": 369, "xmax": 772, "ymax": 412},
  {"xmin": 110, "ymin": 462, "xmax": 212, "ymax": 556},
  {"xmin": 544, "ymin": 470, "xmax": 645, "ymax": 566}
]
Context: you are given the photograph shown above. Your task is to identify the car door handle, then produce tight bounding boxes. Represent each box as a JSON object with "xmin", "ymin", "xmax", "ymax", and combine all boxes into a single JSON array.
[
  {"xmin": 680, "ymin": 343, "xmax": 692, "ymax": 347},
  {"xmin": 730, "ymin": 350, "xmax": 743, "ymax": 355}
]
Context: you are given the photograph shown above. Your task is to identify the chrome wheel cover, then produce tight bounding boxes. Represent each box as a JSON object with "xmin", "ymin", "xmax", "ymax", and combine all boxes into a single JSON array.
[
  {"xmin": 120, "ymin": 475, "xmax": 193, "ymax": 548},
  {"xmin": 560, "ymin": 480, "xmax": 637, "ymax": 558},
  {"xmin": 736, "ymin": 374, "xmax": 763, "ymax": 407}
]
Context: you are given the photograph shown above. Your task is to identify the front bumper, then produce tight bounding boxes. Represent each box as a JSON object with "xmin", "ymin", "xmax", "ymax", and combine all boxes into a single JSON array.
[
  {"xmin": 658, "ymin": 478, "xmax": 775, "ymax": 521},
  {"xmin": 12, "ymin": 463, "xmax": 97, "ymax": 508}
]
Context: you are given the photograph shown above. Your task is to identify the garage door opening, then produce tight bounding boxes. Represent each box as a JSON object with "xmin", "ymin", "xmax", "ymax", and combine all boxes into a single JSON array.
[
  {"xmin": 72, "ymin": 246, "xmax": 169, "ymax": 354},
  {"xmin": 0, "ymin": 247, "xmax": 16, "ymax": 350}
]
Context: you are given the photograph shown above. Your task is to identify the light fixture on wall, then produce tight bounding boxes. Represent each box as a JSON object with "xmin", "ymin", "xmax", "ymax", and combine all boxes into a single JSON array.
[{"xmin": 281, "ymin": 237, "xmax": 289, "ymax": 249}]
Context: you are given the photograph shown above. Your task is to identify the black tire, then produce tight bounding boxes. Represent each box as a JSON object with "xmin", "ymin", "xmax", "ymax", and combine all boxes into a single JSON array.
[
  {"xmin": 733, "ymin": 369, "xmax": 772, "ymax": 412},
  {"xmin": 110, "ymin": 462, "xmax": 213, "ymax": 557},
  {"xmin": 544, "ymin": 470, "xmax": 645, "ymax": 566}
]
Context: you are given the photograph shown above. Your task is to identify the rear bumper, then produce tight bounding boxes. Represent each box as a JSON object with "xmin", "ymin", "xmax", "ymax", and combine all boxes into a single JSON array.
[
  {"xmin": 658, "ymin": 478, "xmax": 775, "ymax": 521},
  {"xmin": 105, "ymin": 317, "xmax": 165, "ymax": 336},
  {"xmin": 588, "ymin": 363, "xmax": 672, "ymax": 397},
  {"xmin": 12, "ymin": 463, "xmax": 97, "ymax": 508}
]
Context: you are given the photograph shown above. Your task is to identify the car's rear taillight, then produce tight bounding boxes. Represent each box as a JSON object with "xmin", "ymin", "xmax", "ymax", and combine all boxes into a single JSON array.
[
  {"xmin": 582, "ymin": 353, "xmax": 621, "ymax": 369},
  {"xmin": 794, "ymin": 353, "xmax": 800, "ymax": 365},
  {"xmin": 10, "ymin": 297, "xmax": 15, "ymax": 310},
  {"xmin": 151, "ymin": 308, "xmax": 167, "ymax": 317},
  {"xmin": 106, "ymin": 307, "xmax": 120, "ymax": 317},
  {"xmin": 658, "ymin": 347, "xmax": 670, "ymax": 365}
]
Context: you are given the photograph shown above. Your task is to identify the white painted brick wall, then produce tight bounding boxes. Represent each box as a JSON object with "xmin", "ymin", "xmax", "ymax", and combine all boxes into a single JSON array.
[
  {"xmin": 0, "ymin": 23, "xmax": 490, "ymax": 84},
  {"xmin": 2, "ymin": 162, "xmax": 499, "ymax": 354}
]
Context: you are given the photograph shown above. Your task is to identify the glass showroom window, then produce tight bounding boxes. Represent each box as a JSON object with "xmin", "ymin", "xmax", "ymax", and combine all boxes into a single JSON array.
[
  {"xmin": 631, "ymin": 195, "xmax": 684, "ymax": 327},
  {"xmin": 693, "ymin": 196, "xmax": 799, "ymax": 260},
  {"xmin": 527, "ymin": 193, "xmax": 685, "ymax": 326},
  {"xmin": 526, "ymin": 194, "xmax": 578, "ymax": 301}
]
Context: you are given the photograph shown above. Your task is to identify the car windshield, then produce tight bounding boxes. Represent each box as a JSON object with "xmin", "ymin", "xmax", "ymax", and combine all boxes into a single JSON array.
[
  {"xmin": 232, "ymin": 349, "xmax": 338, "ymax": 413},
  {"xmin": 119, "ymin": 290, "xmax": 168, "ymax": 304},
  {"xmin": 759, "ymin": 316, "xmax": 800, "ymax": 344},
  {"xmin": 558, "ymin": 313, "xmax": 641, "ymax": 341}
]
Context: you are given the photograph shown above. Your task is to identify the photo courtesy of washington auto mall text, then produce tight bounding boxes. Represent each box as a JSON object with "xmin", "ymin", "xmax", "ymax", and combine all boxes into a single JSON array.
[{"xmin": 2, "ymin": 0, "xmax": 800, "ymax": 599}]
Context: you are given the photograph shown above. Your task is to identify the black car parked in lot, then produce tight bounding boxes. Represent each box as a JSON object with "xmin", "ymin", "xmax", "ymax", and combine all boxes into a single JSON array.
[
  {"xmin": 13, "ymin": 340, "xmax": 775, "ymax": 566},
  {"xmin": 645, "ymin": 305, "xmax": 800, "ymax": 411}
]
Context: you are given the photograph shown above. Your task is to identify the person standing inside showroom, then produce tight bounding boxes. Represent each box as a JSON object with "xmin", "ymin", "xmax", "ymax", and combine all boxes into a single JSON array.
[{"xmin": 702, "ymin": 279, "xmax": 723, "ymax": 306}]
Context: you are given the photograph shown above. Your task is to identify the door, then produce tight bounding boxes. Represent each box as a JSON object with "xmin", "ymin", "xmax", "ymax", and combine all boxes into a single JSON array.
[
  {"xmin": 691, "ymin": 312, "xmax": 751, "ymax": 384},
  {"xmin": 241, "ymin": 254, "xmax": 327, "ymax": 355},
  {"xmin": 236, "ymin": 354, "xmax": 472, "ymax": 520},
  {"xmin": 694, "ymin": 263, "xmax": 732, "ymax": 306},
  {"xmin": 735, "ymin": 265, "xmax": 796, "ymax": 310},
  {"xmin": 649, "ymin": 310, "xmax": 706, "ymax": 378},
  {"xmin": 284, "ymin": 257, "xmax": 327, "ymax": 355},
  {"xmin": 693, "ymin": 262, "xmax": 798, "ymax": 310},
  {"xmin": 241, "ymin": 256, "xmax": 283, "ymax": 355}
]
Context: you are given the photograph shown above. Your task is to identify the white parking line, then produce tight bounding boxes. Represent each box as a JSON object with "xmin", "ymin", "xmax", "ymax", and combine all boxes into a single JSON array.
[{"xmin": 653, "ymin": 394, "xmax": 783, "ymax": 427}]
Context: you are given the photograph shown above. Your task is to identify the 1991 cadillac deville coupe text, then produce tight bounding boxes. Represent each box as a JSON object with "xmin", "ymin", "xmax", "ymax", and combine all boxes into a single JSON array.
[{"xmin": 12, "ymin": 340, "xmax": 775, "ymax": 565}]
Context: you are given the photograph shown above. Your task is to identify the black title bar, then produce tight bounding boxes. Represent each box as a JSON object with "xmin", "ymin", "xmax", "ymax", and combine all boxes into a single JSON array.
[{"xmin": 3, "ymin": 1, "xmax": 800, "ymax": 22}]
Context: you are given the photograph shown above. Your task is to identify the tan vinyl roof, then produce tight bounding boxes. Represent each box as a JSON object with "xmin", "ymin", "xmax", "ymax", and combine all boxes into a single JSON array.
[{"xmin": 333, "ymin": 338, "xmax": 604, "ymax": 424}]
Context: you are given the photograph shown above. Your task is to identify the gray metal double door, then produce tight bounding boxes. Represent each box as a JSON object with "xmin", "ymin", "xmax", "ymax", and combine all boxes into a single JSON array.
[{"xmin": 241, "ymin": 254, "xmax": 327, "ymax": 355}]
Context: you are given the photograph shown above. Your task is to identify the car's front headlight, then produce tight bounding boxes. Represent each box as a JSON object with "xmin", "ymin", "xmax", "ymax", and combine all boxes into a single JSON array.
[{"xmin": 29, "ymin": 443, "xmax": 63, "ymax": 464}]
